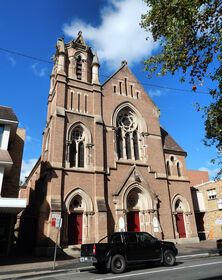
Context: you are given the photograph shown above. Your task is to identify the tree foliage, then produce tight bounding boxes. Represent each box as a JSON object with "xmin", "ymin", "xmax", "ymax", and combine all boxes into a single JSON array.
[{"xmin": 141, "ymin": 0, "xmax": 222, "ymax": 178}]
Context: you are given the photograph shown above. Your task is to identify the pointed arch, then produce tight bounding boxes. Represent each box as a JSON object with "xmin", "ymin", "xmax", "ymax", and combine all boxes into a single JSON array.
[
  {"xmin": 67, "ymin": 122, "xmax": 92, "ymax": 168},
  {"xmin": 74, "ymin": 51, "xmax": 87, "ymax": 81},
  {"xmin": 112, "ymin": 102, "xmax": 147, "ymax": 161},
  {"xmin": 65, "ymin": 188, "xmax": 94, "ymax": 214},
  {"xmin": 176, "ymin": 161, "xmax": 182, "ymax": 177},
  {"xmin": 172, "ymin": 194, "xmax": 191, "ymax": 239},
  {"xmin": 166, "ymin": 160, "xmax": 171, "ymax": 176},
  {"xmin": 112, "ymin": 102, "xmax": 147, "ymax": 133},
  {"xmin": 172, "ymin": 194, "xmax": 191, "ymax": 213},
  {"xmin": 123, "ymin": 184, "xmax": 153, "ymax": 211}
]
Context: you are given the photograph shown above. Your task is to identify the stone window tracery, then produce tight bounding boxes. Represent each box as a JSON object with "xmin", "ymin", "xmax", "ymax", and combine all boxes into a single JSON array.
[
  {"xmin": 116, "ymin": 108, "xmax": 140, "ymax": 160},
  {"xmin": 70, "ymin": 195, "xmax": 83, "ymax": 211},
  {"xmin": 127, "ymin": 191, "xmax": 139, "ymax": 210},
  {"xmin": 69, "ymin": 125, "xmax": 85, "ymax": 168}
]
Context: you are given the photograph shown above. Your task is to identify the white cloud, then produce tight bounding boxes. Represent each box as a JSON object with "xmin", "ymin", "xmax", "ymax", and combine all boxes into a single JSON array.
[
  {"xmin": 32, "ymin": 62, "xmax": 47, "ymax": 77},
  {"xmin": 20, "ymin": 158, "xmax": 38, "ymax": 184},
  {"xmin": 26, "ymin": 135, "xmax": 40, "ymax": 143},
  {"xmin": 8, "ymin": 56, "xmax": 16, "ymax": 66},
  {"xmin": 63, "ymin": 0, "xmax": 158, "ymax": 69},
  {"xmin": 148, "ymin": 88, "xmax": 168, "ymax": 97},
  {"xmin": 198, "ymin": 167, "xmax": 220, "ymax": 179}
]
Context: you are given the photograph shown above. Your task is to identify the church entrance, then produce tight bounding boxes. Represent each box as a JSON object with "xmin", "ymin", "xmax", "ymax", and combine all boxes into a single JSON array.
[
  {"xmin": 127, "ymin": 211, "xmax": 140, "ymax": 232},
  {"xmin": 176, "ymin": 213, "xmax": 186, "ymax": 238},
  {"xmin": 68, "ymin": 213, "xmax": 83, "ymax": 245}
]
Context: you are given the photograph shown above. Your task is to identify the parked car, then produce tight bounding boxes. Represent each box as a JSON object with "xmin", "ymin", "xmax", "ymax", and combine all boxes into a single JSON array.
[{"xmin": 80, "ymin": 231, "xmax": 178, "ymax": 273}]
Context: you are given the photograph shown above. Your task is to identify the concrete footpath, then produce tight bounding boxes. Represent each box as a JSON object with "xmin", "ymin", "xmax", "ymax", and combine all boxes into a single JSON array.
[{"xmin": 0, "ymin": 240, "xmax": 220, "ymax": 280}]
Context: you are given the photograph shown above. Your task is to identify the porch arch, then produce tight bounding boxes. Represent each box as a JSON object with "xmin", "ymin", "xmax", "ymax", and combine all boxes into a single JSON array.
[
  {"xmin": 114, "ymin": 183, "xmax": 160, "ymax": 235},
  {"xmin": 64, "ymin": 188, "xmax": 94, "ymax": 245},
  {"xmin": 172, "ymin": 194, "xmax": 191, "ymax": 239}
]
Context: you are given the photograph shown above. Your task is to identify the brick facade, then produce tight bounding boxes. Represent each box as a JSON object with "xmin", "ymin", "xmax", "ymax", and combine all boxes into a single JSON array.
[
  {"xmin": 192, "ymin": 180, "xmax": 222, "ymax": 240},
  {"xmin": 21, "ymin": 33, "xmax": 198, "ymax": 254}
]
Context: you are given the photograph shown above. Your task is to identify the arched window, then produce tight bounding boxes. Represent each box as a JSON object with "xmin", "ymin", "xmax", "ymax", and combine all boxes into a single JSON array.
[
  {"xmin": 177, "ymin": 162, "xmax": 181, "ymax": 177},
  {"xmin": 166, "ymin": 161, "xmax": 171, "ymax": 176},
  {"xmin": 116, "ymin": 108, "xmax": 140, "ymax": 160},
  {"xmin": 78, "ymin": 141, "xmax": 84, "ymax": 167},
  {"xmin": 69, "ymin": 125, "xmax": 85, "ymax": 168},
  {"xmin": 76, "ymin": 55, "xmax": 82, "ymax": 80}
]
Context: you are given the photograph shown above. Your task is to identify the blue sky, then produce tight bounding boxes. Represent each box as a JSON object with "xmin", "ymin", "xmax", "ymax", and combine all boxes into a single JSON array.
[{"xmin": 0, "ymin": 0, "xmax": 219, "ymax": 180}]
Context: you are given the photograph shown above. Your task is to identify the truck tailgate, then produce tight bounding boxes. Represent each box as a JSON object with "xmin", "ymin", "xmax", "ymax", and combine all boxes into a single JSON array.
[{"xmin": 81, "ymin": 243, "xmax": 94, "ymax": 257}]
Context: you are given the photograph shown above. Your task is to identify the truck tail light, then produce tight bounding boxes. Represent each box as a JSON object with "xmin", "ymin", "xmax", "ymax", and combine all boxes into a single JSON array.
[{"xmin": 93, "ymin": 244, "xmax": 96, "ymax": 255}]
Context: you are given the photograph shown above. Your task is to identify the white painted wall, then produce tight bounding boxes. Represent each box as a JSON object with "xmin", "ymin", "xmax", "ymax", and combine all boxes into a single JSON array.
[{"xmin": 196, "ymin": 191, "xmax": 206, "ymax": 212}]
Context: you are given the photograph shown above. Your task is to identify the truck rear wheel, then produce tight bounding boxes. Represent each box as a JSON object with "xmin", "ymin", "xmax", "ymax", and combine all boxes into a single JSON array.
[
  {"xmin": 163, "ymin": 250, "xmax": 176, "ymax": 266},
  {"xmin": 110, "ymin": 254, "xmax": 126, "ymax": 274}
]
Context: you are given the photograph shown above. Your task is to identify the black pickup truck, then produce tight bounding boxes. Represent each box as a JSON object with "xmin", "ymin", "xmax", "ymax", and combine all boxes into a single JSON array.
[{"xmin": 80, "ymin": 231, "xmax": 178, "ymax": 273}]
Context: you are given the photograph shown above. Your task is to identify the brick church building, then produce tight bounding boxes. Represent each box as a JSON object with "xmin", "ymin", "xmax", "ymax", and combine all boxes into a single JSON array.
[{"xmin": 20, "ymin": 32, "xmax": 198, "ymax": 254}]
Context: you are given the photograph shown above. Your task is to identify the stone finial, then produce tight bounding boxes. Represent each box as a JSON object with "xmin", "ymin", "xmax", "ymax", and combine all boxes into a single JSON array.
[
  {"xmin": 92, "ymin": 52, "xmax": 100, "ymax": 85},
  {"xmin": 56, "ymin": 38, "xmax": 65, "ymax": 53},
  {"xmin": 121, "ymin": 60, "xmax": 127, "ymax": 66},
  {"xmin": 92, "ymin": 52, "xmax": 100, "ymax": 66}
]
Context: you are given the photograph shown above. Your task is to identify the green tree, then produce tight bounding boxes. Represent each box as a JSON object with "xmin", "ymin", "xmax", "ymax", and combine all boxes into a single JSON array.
[{"xmin": 141, "ymin": 0, "xmax": 222, "ymax": 178}]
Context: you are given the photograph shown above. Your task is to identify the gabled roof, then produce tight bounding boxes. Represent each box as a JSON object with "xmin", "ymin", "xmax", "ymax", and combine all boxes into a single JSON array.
[
  {"xmin": 0, "ymin": 106, "xmax": 18, "ymax": 122},
  {"xmin": 102, "ymin": 61, "xmax": 128, "ymax": 86},
  {"xmin": 102, "ymin": 61, "xmax": 158, "ymax": 110},
  {"xmin": 161, "ymin": 127, "xmax": 186, "ymax": 155}
]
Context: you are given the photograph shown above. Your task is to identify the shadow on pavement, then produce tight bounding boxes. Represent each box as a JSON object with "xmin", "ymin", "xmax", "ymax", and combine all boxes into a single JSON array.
[
  {"xmin": 0, "ymin": 254, "xmax": 75, "ymax": 266},
  {"xmin": 89, "ymin": 261, "xmax": 184, "ymax": 275}
]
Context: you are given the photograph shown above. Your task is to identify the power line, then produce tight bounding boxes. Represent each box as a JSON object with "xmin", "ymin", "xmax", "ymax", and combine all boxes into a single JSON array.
[{"xmin": 0, "ymin": 46, "xmax": 210, "ymax": 95}]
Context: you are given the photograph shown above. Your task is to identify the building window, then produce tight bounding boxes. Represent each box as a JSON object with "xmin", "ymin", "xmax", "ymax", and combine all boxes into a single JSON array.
[
  {"xmin": 130, "ymin": 85, "xmax": 133, "ymax": 98},
  {"xmin": 71, "ymin": 91, "xmax": 74, "ymax": 110},
  {"xmin": 177, "ymin": 162, "xmax": 181, "ymax": 177},
  {"xmin": 119, "ymin": 81, "xmax": 122, "ymax": 95},
  {"xmin": 116, "ymin": 108, "xmax": 140, "ymax": 160},
  {"xmin": 69, "ymin": 126, "xmax": 85, "ymax": 168},
  {"xmin": 77, "ymin": 93, "xmax": 81, "ymax": 112},
  {"xmin": 113, "ymin": 85, "xmax": 116, "ymax": 93},
  {"xmin": 166, "ymin": 161, "xmax": 171, "ymax": 176},
  {"xmin": 207, "ymin": 188, "xmax": 217, "ymax": 200},
  {"xmin": 124, "ymin": 78, "xmax": 128, "ymax": 96},
  {"xmin": 0, "ymin": 124, "xmax": 4, "ymax": 146},
  {"xmin": 76, "ymin": 55, "xmax": 82, "ymax": 80},
  {"xmin": 84, "ymin": 95, "xmax": 88, "ymax": 113}
]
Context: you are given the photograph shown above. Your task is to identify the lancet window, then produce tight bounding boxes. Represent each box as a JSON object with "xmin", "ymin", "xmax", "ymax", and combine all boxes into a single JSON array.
[
  {"xmin": 69, "ymin": 125, "xmax": 85, "ymax": 168},
  {"xmin": 116, "ymin": 108, "xmax": 140, "ymax": 160},
  {"xmin": 76, "ymin": 55, "xmax": 82, "ymax": 80}
]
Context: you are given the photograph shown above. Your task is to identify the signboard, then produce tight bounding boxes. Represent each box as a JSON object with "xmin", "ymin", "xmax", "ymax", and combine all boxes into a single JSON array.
[{"xmin": 51, "ymin": 213, "xmax": 62, "ymax": 229}]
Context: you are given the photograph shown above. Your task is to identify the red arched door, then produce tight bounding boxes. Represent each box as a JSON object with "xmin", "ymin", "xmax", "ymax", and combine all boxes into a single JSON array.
[
  {"xmin": 68, "ymin": 213, "xmax": 83, "ymax": 244},
  {"xmin": 127, "ymin": 211, "xmax": 140, "ymax": 232},
  {"xmin": 176, "ymin": 213, "xmax": 186, "ymax": 238}
]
